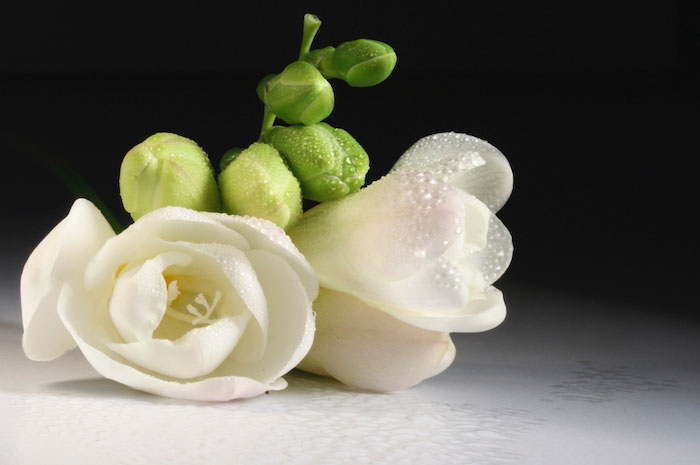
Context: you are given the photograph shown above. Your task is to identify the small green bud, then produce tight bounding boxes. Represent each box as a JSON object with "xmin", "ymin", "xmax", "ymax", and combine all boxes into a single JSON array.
[
  {"xmin": 218, "ymin": 142, "xmax": 302, "ymax": 230},
  {"xmin": 263, "ymin": 61, "xmax": 334, "ymax": 125},
  {"xmin": 330, "ymin": 39, "xmax": 396, "ymax": 87},
  {"xmin": 119, "ymin": 132, "xmax": 221, "ymax": 220},
  {"xmin": 268, "ymin": 123, "xmax": 369, "ymax": 202}
]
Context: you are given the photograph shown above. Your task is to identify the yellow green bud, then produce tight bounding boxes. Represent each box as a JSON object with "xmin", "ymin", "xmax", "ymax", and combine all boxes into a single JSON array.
[
  {"xmin": 119, "ymin": 132, "xmax": 221, "ymax": 220},
  {"xmin": 218, "ymin": 142, "xmax": 302, "ymax": 230},
  {"xmin": 330, "ymin": 39, "xmax": 396, "ymax": 87},
  {"xmin": 263, "ymin": 61, "xmax": 334, "ymax": 125},
  {"xmin": 268, "ymin": 123, "xmax": 369, "ymax": 202}
]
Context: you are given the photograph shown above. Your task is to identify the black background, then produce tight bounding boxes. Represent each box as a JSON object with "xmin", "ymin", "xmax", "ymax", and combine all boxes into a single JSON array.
[{"xmin": 2, "ymin": 1, "xmax": 698, "ymax": 318}]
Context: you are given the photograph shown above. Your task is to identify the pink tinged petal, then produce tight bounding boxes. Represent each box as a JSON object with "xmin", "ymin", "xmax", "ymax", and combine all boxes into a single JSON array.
[
  {"xmin": 109, "ymin": 251, "xmax": 192, "ymax": 343},
  {"xmin": 209, "ymin": 249, "xmax": 315, "ymax": 384},
  {"xmin": 206, "ymin": 213, "xmax": 318, "ymax": 301},
  {"xmin": 388, "ymin": 286, "xmax": 507, "ymax": 333},
  {"xmin": 358, "ymin": 257, "xmax": 470, "ymax": 315},
  {"xmin": 392, "ymin": 132, "xmax": 514, "ymax": 212},
  {"xmin": 107, "ymin": 314, "xmax": 251, "ymax": 379},
  {"xmin": 289, "ymin": 170, "xmax": 465, "ymax": 288},
  {"xmin": 57, "ymin": 284, "xmax": 280, "ymax": 401},
  {"xmin": 20, "ymin": 199, "xmax": 114, "ymax": 361},
  {"xmin": 297, "ymin": 289, "xmax": 455, "ymax": 392}
]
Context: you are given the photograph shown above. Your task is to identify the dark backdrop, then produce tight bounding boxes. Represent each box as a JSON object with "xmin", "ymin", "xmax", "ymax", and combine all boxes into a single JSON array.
[{"xmin": 2, "ymin": 1, "xmax": 698, "ymax": 318}]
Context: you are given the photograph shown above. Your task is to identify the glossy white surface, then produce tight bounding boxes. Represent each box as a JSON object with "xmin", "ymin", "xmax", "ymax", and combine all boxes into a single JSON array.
[{"xmin": 1, "ymin": 287, "xmax": 698, "ymax": 464}]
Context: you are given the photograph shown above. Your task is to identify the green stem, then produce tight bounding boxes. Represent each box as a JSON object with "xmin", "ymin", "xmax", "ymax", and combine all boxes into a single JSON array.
[
  {"xmin": 258, "ymin": 106, "xmax": 276, "ymax": 142},
  {"xmin": 299, "ymin": 13, "xmax": 322, "ymax": 60}
]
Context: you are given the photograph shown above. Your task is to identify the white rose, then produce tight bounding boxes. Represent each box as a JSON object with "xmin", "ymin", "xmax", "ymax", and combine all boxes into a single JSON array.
[
  {"xmin": 289, "ymin": 132, "xmax": 513, "ymax": 391},
  {"xmin": 20, "ymin": 199, "xmax": 317, "ymax": 401}
]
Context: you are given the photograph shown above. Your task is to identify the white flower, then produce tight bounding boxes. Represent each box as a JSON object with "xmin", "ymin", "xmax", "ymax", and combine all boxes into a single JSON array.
[
  {"xmin": 289, "ymin": 132, "xmax": 513, "ymax": 391},
  {"xmin": 20, "ymin": 199, "xmax": 317, "ymax": 401}
]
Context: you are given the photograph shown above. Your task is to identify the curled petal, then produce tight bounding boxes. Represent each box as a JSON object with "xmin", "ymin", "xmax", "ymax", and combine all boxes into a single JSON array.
[
  {"xmin": 461, "ymin": 213, "xmax": 513, "ymax": 286},
  {"xmin": 207, "ymin": 213, "xmax": 318, "ymax": 302},
  {"xmin": 388, "ymin": 286, "xmax": 507, "ymax": 333},
  {"xmin": 209, "ymin": 249, "xmax": 315, "ymax": 383},
  {"xmin": 85, "ymin": 207, "xmax": 250, "ymax": 291},
  {"xmin": 57, "ymin": 284, "xmax": 283, "ymax": 401},
  {"xmin": 20, "ymin": 199, "xmax": 114, "ymax": 361},
  {"xmin": 108, "ymin": 315, "xmax": 251, "ymax": 379},
  {"xmin": 109, "ymin": 251, "xmax": 192, "ymax": 343},
  {"xmin": 298, "ymin": 289, "xmax": 455, "ymax": 392},
  {"xmin": 392, "ymin": 132, "xmax": 513, "ymax": 212}
]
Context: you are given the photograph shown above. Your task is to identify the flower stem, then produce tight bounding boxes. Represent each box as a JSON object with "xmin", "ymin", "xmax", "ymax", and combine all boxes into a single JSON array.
[
  {"xmin": 299, "ymin": 13, "xmax": 322, "ymax": 60},
  {"xmin": 258, "ymin": 105, "xmax": 276, "ymax": 142}
]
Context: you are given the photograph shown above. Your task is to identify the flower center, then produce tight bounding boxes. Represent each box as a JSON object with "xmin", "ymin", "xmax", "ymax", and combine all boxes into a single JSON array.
[{"xmin": 163, "ymin": 279, "xmax": 222, "ymax": 326}]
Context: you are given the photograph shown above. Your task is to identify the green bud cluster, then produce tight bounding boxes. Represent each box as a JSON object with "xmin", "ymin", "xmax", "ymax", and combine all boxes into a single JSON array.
[
  {"xmin": 118, "ymin": 13, "xmax": 395, "ymax": 231},
  {"xmin": 253, "ymin": 13, "xmax": 397, "ymax": 205}
]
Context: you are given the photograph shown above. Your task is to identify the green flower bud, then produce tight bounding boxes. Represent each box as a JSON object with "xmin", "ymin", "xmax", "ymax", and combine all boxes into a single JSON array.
[
  {"xmin": 119, "ymin": 132, "xmax": 221, "ymax": 220},
  {"xmin": 268, "ymin": 123, "xmax": 369, "ymax": 202},
  {"xmin": 218, "ymin": 142, "xmax": 302, "ymax": 230},
  {"xmin": 329, "ymin": 39, "xmax": 397, "ymax": 87},
  {"xmin": 263, "ymin": 61, "xmax": 334, "ymax": 125}
]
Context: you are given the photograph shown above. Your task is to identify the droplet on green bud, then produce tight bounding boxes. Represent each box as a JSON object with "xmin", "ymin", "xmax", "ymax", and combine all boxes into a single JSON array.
[
  {"xmin": 218, "ymin": 142, "xmax": 302, "ymax": 230},
  {"xmin": 268, "ymin": 123, "xmax": 369, "ymax": 202},
  {"xmin": 263, "ymin": 61, "xmax": 334, "ymax": 125},
  {"xmin": 119, "ymin": 132, "xmax": 221, "ymax": 220},
  {"xmin": 329, "ymin": 39, "xmax": 397, "ymax": 87}
]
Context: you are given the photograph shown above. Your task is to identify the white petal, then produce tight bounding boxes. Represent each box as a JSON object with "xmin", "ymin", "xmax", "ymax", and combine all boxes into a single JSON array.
[
  {"xmin": 387, "ymin": 286, "xmax": 507, "ymax": 333},
  {"xmin": 206, "ymin": 213, "xmax": 318, "ymax": 302},
  {"xmin": 20, "ymin": 199, "xmax": 114, "ymax": 361},
  {"xmin": 357, "ymin": 257, "xmax": 470, "ymax": 314},
  {"xmin": 57, "ymin": 284, "xmax": 279, "ymax": 401},
  {"xmin": 297, "ymin": 289, "xmax": 455, "ymax": 392},
  {"xmin": 392, "ymin": 132, "xmax": 513, "ymax": 212},
  {"xmin": 84, "ymin": 206, "xmax": 250, "ymax": 291},
  {"xmin": 109, "ymin": 251, "xmax": 192, "ymax": 343},
  {"xmin": 208, "ymin": 249, "xmax": 315, "ymax": 383},
  {"xmin": 107, "ymin": 314, "xmax": 250, "ymax": 379},
  {"xmin": 462, "ymin": 213, "xmax": 514, "ymax": 286},
  {"xmin": 289, "ymin": 170, "xmax": 465, "ymax": 286}
]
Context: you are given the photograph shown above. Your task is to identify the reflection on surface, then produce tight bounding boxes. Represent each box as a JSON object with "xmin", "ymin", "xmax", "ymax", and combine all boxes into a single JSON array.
[
  {"xmin": 1, "ymin": 288, "xmax": 699, "ymax": 464},
  {"xmin": 548, "ymin": 360, "xmax": 681, "ymax": 403},
  {"xmin": 6, "ymin": 371, "xmax": 532, "ymax": 465}
]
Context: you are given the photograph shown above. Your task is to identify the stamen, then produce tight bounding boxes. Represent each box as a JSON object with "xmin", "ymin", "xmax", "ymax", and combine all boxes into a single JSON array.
[{"xmin": 186, "ymin": 291, "xmax": 222, "ymax": 325}]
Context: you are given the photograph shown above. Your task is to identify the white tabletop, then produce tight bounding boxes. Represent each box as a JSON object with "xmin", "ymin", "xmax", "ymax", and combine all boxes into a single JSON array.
[{"xmin": 1, "ymin": 286, "xmax": 698, "ymax": 465}]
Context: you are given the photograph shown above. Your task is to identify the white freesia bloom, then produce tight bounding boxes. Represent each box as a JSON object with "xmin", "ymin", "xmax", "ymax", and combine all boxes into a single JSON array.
[
  {"xmin": 290, "ymin": 132, "xmax": 513, "ymax": 391},
  {"xmin": 21, "ymin": 199, "xmax": 317, "ymax": 401}
]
